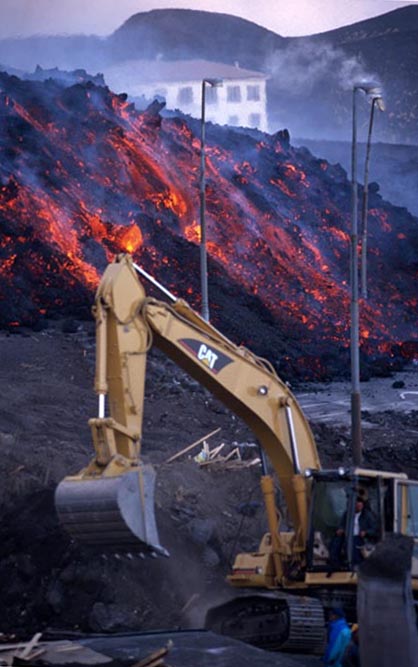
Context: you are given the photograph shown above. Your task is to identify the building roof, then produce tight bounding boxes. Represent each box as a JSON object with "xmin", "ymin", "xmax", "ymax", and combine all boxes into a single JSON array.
[{"xmin": 104, "ymin": 59, "xmax": 268, "ymax": 85}]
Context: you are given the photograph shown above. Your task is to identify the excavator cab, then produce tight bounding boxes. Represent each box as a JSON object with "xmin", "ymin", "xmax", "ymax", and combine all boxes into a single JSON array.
[
  {"xmin": 393, "ymin": 477, "xmax": 418, "ymax": 577},
  {"xmin": 306, "ymin": 469, "xmax": 408, "ymax": 573}
]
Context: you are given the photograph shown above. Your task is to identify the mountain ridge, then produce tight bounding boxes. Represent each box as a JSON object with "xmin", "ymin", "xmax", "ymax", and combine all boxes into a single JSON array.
[{"xmin": 0, "ymin": 8, "xmax": 416, "ymax": 141}]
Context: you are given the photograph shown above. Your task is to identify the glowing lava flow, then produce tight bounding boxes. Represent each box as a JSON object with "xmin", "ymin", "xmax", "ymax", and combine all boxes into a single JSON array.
[{"xmin": 0, "ymin": 72, "xmax": 416, "ymax": 377}]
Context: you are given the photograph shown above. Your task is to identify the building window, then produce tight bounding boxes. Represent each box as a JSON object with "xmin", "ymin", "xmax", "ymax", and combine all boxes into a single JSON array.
[
  {"xmin": 247, "ymin": 85, "xmax": 260, "ymax": 101},
  {"xmin": 206, "ymin": 86, "xmax": 219, "ymax": 105},
  {"xmin": 228, "ymin": 115, "xmax": 239, "ymax": 126},
  {"xmin": 227, "ymin": 85, "xmax": 241, "ymax": 103},
  {"xmin": 178, "ymin": 87, "xmax": 193, "ymax": 105},
  {"xmin": 248, "ymin": 113, "xmax": 261, "ymax": 127}
]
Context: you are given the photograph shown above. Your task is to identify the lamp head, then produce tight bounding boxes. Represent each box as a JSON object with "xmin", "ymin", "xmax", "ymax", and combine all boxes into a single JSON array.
[
  {"xmin": 354, "ymin": 80, "xmax": 380, "ymax": 94},
  {"xmin": 354, "ymin": 81, "xmax": 385, "ymax": 111},
  {"xmin": 204, "ymin": 78, "xmax": 223, "ymax": 88},
  {"xmin": 374, "ymin": 96, "xmax": 385, "ymax": 112}
]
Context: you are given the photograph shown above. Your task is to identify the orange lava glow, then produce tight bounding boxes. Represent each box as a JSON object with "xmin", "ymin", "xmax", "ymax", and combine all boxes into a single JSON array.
[
  {"xmin": 0, "ymin": 73, "xmax": 415, "ymax": 373},
  {"xmin": 119, "ymin": 224, "xmax": 143, "ymax": 254},
  {"xmin": 184, "ymin": 220, "xmax": 200, "ymax": 243}
]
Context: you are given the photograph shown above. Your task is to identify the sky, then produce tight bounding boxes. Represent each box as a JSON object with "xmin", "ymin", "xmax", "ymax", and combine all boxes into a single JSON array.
[{"xmin": 1, "ymin": 0, "xmax": 416, "ymax": 39}]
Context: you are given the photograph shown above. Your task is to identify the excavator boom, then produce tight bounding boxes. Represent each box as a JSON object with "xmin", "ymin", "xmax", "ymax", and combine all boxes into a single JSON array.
[{"xmin": 55, "ymin": 253, "xmax": 320, "ymax": 556}]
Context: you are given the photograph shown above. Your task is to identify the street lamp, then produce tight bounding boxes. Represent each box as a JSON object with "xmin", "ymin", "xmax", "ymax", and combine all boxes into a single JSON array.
[
  {"xmin": 200, "ymin": 77, "xmax": 223, "ymax": 321},
  {"xmin": 350, "ymin": 82, "xmax": 384, "ymax": 465},
  {"xmin": 361, "ymin": 89, "xmax": 385, "ymax": 299}
]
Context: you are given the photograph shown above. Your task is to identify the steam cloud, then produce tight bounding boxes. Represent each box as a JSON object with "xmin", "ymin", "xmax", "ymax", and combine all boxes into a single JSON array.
[{"xmin": 265, "ymin": 40, "xmax": 380, "ymax": 95}]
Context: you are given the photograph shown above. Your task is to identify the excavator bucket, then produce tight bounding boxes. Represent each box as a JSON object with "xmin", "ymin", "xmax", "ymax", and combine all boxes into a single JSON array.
[{"xmin": 55, "ymin": 464, "xmax": 167, "ymax": 555}]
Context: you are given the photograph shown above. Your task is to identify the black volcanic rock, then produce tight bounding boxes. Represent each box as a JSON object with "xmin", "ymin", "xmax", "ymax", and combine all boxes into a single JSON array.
[
  {"xmin": 27, "ymin": 65, "xmax": 106, "ymax": 87},
  {"xmin": 294, "ymin": 140, "xmax": 418, "ymax": 219}
]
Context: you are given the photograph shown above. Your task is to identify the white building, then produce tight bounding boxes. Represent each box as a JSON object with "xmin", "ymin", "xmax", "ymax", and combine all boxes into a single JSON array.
[{"xmin": 103, "ymin": 59, "xmax": 269, "ymax": 132}]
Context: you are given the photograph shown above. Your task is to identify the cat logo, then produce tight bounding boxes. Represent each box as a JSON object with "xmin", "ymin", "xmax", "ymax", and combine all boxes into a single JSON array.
[
  {"xmin": 197, "ymin": 344, "xmax": 218, "ymax": 370},
  {"xmin": 178, "ymin": 338, "xmax": 233, "ymax": 374}
]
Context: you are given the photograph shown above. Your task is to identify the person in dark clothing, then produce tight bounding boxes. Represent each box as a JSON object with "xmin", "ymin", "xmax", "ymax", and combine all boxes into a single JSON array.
[
  {"xmin": 342, "ymin": 624, "xmax": 360, "ymax": 667},
  {"xmin": 329, "ymin": 497, "xmax": 378, "ymax": 568}
]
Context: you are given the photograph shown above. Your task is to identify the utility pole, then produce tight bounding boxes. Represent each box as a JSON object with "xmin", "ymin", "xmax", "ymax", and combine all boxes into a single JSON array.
[
  {"xmin": 199, "ymin": 77, "xmax": 223, "ymax": 322},
  {"xmin": 350, "ymin": 83, "xmax": 384, "ymax": 466}
]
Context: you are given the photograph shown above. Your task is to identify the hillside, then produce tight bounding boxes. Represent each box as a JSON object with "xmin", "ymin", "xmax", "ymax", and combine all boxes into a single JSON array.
[
  {"xmin": 109, "ymin": 9, "xmax": 286, "ymax": 68},
  {"xmin": 311, "ymin": 5, "xmax": 418, "ymax": 41}
]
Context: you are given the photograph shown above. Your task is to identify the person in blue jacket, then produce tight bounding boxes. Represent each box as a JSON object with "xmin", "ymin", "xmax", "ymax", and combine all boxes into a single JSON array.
[{"xmin": 322, "ymin": 608, "xmax": 352, "ymax": 667}]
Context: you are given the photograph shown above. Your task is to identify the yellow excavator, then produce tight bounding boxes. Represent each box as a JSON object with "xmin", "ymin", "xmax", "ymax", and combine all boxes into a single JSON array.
[{"xmin": 55, "ymin": 254, "xmax": 418, "ymax": 652}]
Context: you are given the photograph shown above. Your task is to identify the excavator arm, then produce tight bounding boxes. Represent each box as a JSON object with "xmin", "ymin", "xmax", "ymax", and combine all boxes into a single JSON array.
[
  {"xmin": 55, "ymin": 254, "xmax": 320, "ymax": 570},
  {"xmin": 145, "ymin": 287, "xmax": 321, "ymax": 547}
]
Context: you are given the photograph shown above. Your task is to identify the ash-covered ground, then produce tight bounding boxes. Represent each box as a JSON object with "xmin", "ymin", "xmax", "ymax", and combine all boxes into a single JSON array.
[{"xmin": 0, "ymin": 321, "xmax": 417, "ymax": 640}]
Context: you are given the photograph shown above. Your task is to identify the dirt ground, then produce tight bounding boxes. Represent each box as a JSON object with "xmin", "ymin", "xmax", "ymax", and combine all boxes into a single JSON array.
[{"xmin": 0, "ymin": 320, "xmax": 417, "ymax": 642}]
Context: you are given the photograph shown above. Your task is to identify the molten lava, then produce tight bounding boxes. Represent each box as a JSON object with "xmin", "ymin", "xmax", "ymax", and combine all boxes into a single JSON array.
[{"xmin": 0, "ymin": 72, "xmax": 416, "ymax": 379}]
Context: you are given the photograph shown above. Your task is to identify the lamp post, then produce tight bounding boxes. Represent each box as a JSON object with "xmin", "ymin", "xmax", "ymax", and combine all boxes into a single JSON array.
[
  {"xmin": 361, "ymin": 91, "xmax": 385, "ymax": 299},
  {"xmin": 350, "ymin": 83, "xmax": 384, "ymax": 466},
  {"xmin": 200, "ymin": 77, "xmax": 223, "ymax": 321}
]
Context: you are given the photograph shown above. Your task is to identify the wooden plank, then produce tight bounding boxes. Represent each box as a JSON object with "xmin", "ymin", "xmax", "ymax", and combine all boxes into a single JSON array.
[
  {"xmin": 209, "ymin": 443, "xmax": 225, "ymax": 459},
  {"xmin": 141, "ymin": 658, "xmax": 165, "ymax": 667},
  {"xmin": 15, "ymin": 646, "xmax": 46, "ymax": 662},
  {"xmin": 0, "ymin": 644, "xmax": 27, "ymax": 653},
  {"xmin": 198, "ymin": 456, "xmax": 226, "ymax": 467},
  {"xmin": 131, "ymin": 645, "xmax": 169, "ymax": 667},
  {"xmin": 180, "ymin": 592, "xmax": 200, "ymax": 615},
  {"xmin": 223, "ymin": 447, "xmax": 240, "ymax": 462},
  {"xmin": 16, "ymin": 633, "xmax": 42, "ymax": 659},
  {"xmin": 199, "ymin": 454, "xmax": 260, "ymax": 471},
  {"xmin": 223, "ymin": 458, "xmax": 260, "ymax": 469},
  {"xmin": 244, "ymin": 458, "xmax": 261, "ymax": 467},
  {"xmin": 165, "ymin": 427, "xmax": 221, "ymax": 463}
]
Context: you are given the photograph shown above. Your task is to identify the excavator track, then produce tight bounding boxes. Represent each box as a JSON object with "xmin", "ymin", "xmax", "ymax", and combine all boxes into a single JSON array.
[{"xmin": 205, "ymin": 592, "xmax": 325, "ymax": 653}]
